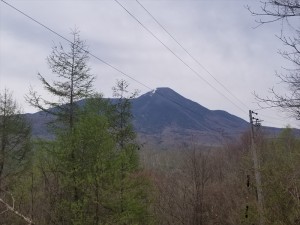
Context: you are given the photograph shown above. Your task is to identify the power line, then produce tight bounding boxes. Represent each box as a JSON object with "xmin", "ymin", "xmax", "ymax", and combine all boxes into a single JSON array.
[
  {"xmin": 253, "ymin": 105, "xmax": 294, "ymax": 121},
  {"xmin": 260, "ymin": 113, "xmax": 289, "ymax": 121},
  {"xmin": 253, "ymin": 106, "xmax": 296, "ymax": 124},
  {"xmin": 134, "ymin": 0, "xmax": 292, "ymax": 125},
  {"xmin": 0, "ymin": 0, "xmax": 236, "ymax": 132},
  {"xmin": 248, "ymin": 108, "xmax": 292, "ymax": 127},
  {"xmin": 260, "ymin": 119, "xmax": 286, "ymax": 128},
  {"xmin": 135, "ymin": 0, "xmax": 250, "ymax": 110},
  {"xmin": 247, "ymin": 109, "xmax": 291, "ymax": 127},
  {"xmin": 114, "ymin": 0, "xmax": 247, "ymax": 114},
  {"xmin": 0, "ymin": 0, "xmax": 151, "ymax": 91}
]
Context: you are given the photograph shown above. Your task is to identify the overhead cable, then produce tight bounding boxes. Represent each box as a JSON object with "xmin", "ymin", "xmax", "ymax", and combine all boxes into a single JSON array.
[
  {"xmin": 114, "ymin": 0, "xmax": 247, "ymax": 114},
  {"xmin": 135, "ymin": 0, "xmax": 250, "ymax": 110}
]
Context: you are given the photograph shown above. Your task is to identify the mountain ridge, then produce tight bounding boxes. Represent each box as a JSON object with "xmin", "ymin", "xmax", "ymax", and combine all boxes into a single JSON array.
[{"xmin": 26, "ymin": 87, "xmax": 286, "ymax": 147}]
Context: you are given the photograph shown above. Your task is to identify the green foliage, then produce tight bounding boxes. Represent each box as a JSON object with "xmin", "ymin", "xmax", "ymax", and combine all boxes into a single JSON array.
[
  {"xmin": 0, "ymin": 89, "xmax": 32, "ymax": 224},
  {"xmin": 0, "ymin": 89, "xmax": 31, "ymax": 188},
  {"xmin": 45, "ymin": 97, "xmax": 115, "ymax": 224},
  {"xmin": 107, "ymin": 80, "xmax": 153, "ymax": 224},
  {"xmin": 3, "ymin": 27, "xmax": 153, "ymax": 224},
  {"xmin": 261, "ymin": 127, "xmax": 300, "ymax": 224},
  {"xmin": 24, "ymin": 94, "xmax": 153, "ymax": 225}
]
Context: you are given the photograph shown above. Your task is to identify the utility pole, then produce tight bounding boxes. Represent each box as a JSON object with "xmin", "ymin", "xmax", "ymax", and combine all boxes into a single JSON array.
[{"xmin": 249, "ymin": 110, "xmax": 264, "ymax": 225}]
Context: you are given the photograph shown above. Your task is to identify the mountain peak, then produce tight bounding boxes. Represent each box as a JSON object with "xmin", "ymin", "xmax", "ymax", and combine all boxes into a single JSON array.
[
  {"xmin": 156, "ymin": 87, "xmax": 174, "ymax": 92},
  {"xmin": 143, "ymin": 87, "xmax": 182, "ymax": 98}
]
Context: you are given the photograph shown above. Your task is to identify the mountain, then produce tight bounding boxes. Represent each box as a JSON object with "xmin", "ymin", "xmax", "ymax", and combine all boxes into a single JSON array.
[
  {"xmin": 26, "ymin": 111, "xmax": 55, "ymax": 139},
  {"xmin": 25, "ymin": 87, "xmax": 282, "ymax": 147},
  {"xmin": 132, "ymin": 87, "xmax": 248, "ymax": 133},
  {"xmin": 131, "ymin": 87, "xmax": 250, "ymax": 147}
]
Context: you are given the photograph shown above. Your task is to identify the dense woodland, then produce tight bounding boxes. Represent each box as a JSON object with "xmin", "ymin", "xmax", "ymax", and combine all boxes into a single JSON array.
[{"xmin": 1, "ymin": 1, "xmax": 300, "ymax": 223}]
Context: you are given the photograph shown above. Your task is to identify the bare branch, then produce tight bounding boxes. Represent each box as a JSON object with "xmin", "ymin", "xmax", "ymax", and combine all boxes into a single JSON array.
[
  {"xmin": 247, "ymin": 0, "xmax": 300, "ymax": 25},
  {"xmin": 0, "ymin": 190, "xmax": 34, "ymax": 224}
]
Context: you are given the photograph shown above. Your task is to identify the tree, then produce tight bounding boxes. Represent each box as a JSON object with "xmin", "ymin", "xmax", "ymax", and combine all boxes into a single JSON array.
[
  {"xmin": 109, "ymin": 80, "xmax": 152, "ymax": 225},
  {"xmin": 0, "ymin": 89, "xmax": 31, "ymax": 189},
  {"xmin": 26, "ymin": 29, "xmax": 95, "ymax": 207},
  {"xmin": 247, "ymin": 1, "xmax": 300, "ymax": 119},
  {"xmin": 0, "ymin": 89, "xmax": 32, "ymax": 224},
  {"xmin": 39, "ymin": 93, "xmax": 152, "ymax": 225},
  {"xmin": 47, "ymin": 97, "xmax": 116, "ymax": 225},
  {"xmin": 147, "ymin": 135, "xmax": 265, "ymax": 225},
  {"xmin": 23, "ymin": 27, "xmax": 152, "ymax": 224},
  {"xmin": 260, "ymin": 127, "xmax": 300, "ymax": 224},
  {"xmin": 26, "ymin": 29, "xmax": 95, "ymax": 130},
  {"xmin": 111, "ymin": 79, "xmax": 139, "ymax": 151}
]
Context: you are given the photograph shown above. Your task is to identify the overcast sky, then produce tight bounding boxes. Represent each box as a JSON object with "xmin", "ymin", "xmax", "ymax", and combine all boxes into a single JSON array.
[{"xmin": 0, "ymin": 0, "xmax": 299, "ymax": 128}]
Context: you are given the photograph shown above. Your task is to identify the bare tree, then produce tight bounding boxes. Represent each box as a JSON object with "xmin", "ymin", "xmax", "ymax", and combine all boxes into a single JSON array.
[
  {"xmin": 152, "ymin": 147, "xmax": 213, "ymax": 225},
  {"xmin": 248, "ymin": 1, "xmax": 300, "ymax": 119}
]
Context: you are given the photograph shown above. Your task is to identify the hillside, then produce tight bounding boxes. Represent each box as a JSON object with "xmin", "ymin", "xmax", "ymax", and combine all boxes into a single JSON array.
[{"xmin": 131, "ymin": 88, "xmax": 250, "ymax": 147}]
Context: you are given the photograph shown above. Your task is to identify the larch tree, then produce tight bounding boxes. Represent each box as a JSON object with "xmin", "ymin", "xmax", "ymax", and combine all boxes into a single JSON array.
[
  {"xmin": 25, "ymin": 29, "xmax": 95, "ymax": 221},
  {"xmin": 26, "ymin": 29, "xmax": 95, "ymax": 130}
]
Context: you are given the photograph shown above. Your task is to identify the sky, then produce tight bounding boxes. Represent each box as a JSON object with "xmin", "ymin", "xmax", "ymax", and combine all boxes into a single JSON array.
[{"xmin": 0, "ymin": 0, "xmax": 299, "ymax": 128}]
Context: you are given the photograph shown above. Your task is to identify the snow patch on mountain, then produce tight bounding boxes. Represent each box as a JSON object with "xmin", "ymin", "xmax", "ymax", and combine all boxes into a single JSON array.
[{"xmin": 149, "ymin": 88, "xmax": 157, "ymax": 96}]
